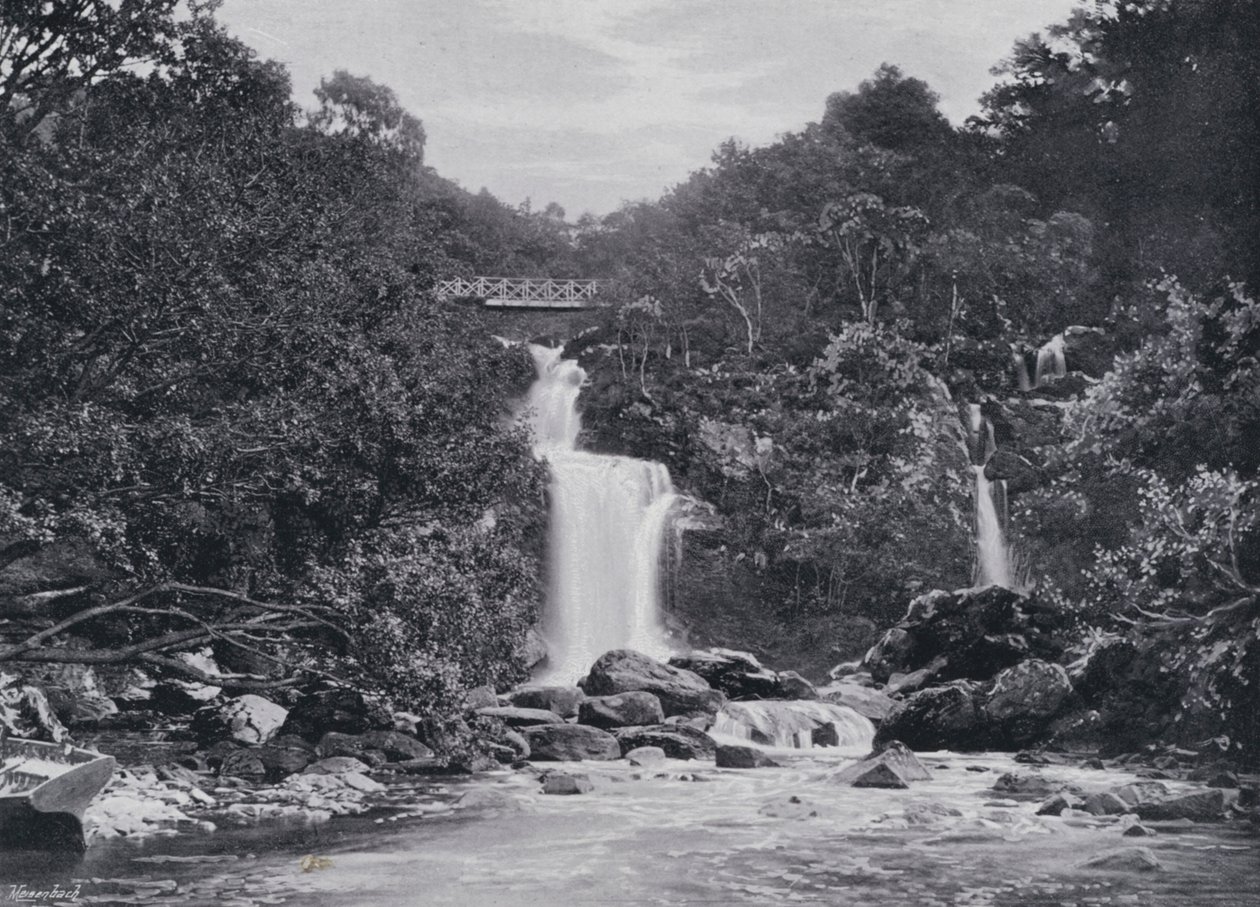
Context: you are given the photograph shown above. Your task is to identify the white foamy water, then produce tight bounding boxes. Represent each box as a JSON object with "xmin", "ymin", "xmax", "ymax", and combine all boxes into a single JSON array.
[
  {"xmin": 524, "ymin": 345, "xmax": 676, "ymax": 681},
  {"xmin": 711, "ymin": 700, "xmax": 874, "ymax": 752},
  {"xmin": 973, "ymin": 465, "xmax": 1013, "ymax": 589}
]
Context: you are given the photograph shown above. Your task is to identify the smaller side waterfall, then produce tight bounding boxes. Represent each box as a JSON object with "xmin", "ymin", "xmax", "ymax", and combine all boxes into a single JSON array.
[
  {"xmin": 710, "ymin": 701, "xmax": 874, "ymax": 751},
  {"xmin": 967, "ymin": 404, "xmax": 1014, "ymax": 589},
  {"xmin": 1013, "ymin": 333, "xmax": 1068, "ymax": 392}
]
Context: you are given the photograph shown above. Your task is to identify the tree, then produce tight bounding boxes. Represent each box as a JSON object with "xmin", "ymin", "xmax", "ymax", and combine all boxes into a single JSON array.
[
  {"xmin": 312, "ymin": 69, "xmax": 426, "ymax": 163},
  {"xmin": 0, "ymin": 0, "xmax": 189, "ymax": 139},
  {"xmin": 822, "ymin": 63, "xmax": 953, "ymax": 150}
]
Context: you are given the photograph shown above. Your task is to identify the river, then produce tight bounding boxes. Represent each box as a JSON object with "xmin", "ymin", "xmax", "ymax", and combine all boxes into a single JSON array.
[{"xmin": 1, "ymin": 749, "xmax": 1253, "ymax": 906}]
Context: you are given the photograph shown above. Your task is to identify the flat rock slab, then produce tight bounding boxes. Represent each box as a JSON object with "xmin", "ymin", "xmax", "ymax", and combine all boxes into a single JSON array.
[
  {"xmin": 476, "ymin": 707, "xmax": 566, "ymax": 728},
  {"xmin": 1079, "ymin": 847, "xmax": 1163, "ymax": 872},
  {"xmin": 507, "ymin": 686, "xmax": 585, "ymax": 719}
]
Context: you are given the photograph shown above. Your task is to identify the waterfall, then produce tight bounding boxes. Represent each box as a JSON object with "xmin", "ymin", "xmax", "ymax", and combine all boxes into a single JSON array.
[
  {"xmin": 973, "ymin": 466, "xmax": 1012, "ymax": 588},
  {"xmin": 524, "ymin": 344, "xmax": 676, "ymax": 682},
  {"xmin": 1033, "ymin": 333, "xmax": 1067, "ymax": 387},
  {"xmin": 967, "ymin": 404, "xmax": 1013, "ymax": 589}
]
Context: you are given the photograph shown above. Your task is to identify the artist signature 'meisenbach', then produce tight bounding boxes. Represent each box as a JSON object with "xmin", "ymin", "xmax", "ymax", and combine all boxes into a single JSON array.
[{"xmin": 7, "ymin": 885, "xmax": 81, "ymax": 903}]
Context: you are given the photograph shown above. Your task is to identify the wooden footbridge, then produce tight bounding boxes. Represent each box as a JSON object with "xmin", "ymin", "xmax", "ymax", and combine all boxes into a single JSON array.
[{"xmin": 435, "ymin": 276, "xmax": 608, "ymax": 309}]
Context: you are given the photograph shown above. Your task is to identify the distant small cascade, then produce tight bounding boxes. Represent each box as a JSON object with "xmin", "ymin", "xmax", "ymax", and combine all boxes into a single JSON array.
[
  {"xmin": 710, "ymin": 701, "xmax": 874, "ymax": 751},
  {"xmin": 1034, "ymin": 333, "xmax": 1067, "ymax": 387},
  {"xmin": 966, "ymin": 403, "xmax": 1014, "ymax": 589},
  {"xmin": 1013, "ymin": 333, "xmax": 1068, "ymax": 392},
  {"xmin": 523, "ymin": 344, "xmax": 677, "ymax": 682}
]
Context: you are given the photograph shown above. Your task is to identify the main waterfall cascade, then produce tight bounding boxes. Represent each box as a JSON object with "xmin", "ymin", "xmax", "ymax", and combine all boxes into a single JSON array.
[
  {"xmin": 523, "ymin": 344, "xmax": 677, "ymax": 682},
  {"xmin": 967, "ymin": 404, "xmax": 1015, "ymax": 589}
]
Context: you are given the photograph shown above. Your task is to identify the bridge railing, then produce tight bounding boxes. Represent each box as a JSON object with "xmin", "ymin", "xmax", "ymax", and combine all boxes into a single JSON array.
[{"xmin": 435, "ymin": 276, "xmax": 609, "ymax": 308}]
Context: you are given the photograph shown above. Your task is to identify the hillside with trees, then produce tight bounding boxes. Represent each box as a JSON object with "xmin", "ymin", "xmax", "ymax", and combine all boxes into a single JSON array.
[{"xmin": 1, "ymin": 0, "xmax": 1256, "ymax": 765}]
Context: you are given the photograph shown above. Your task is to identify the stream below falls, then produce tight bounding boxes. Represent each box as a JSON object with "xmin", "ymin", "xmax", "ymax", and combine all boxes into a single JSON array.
[{"xmin": 0, "ymin": 750, "xmax": 1254, "ymax": 906}]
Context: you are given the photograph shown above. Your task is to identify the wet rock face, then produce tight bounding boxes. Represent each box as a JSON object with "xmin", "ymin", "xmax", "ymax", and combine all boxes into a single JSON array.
[
  {"xmin": 581, "ymin": 649, "xmax": 727, "ymax": 717},
  {"xmin": 578, "ymin": 692, "xmax": 665, "ymax": 730},
  {"xmin": 524, "ymin": 724, "xmax": 621, "ymax": 761},
  {"xmin": 830, "ymin": 741, "xmax": 932, "ymax": 789}
]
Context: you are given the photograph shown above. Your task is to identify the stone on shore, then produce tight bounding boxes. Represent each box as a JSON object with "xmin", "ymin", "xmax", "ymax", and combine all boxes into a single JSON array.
[
  {"xmin": 524, "ymin": 724, "xmax": 622, "ymax": 761},
  {"xmin": 578, "ymin": 691, "xmax": 665, "ymax": 729},
  {"xmin": 581, "ymin": 650, "xmax": 726, "ymax": 717}
]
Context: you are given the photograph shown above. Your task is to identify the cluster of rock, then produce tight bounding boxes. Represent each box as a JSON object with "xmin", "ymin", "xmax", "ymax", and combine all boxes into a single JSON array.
[{"xmin": 832, "ymin": 585, "xmax": 1080, "ymax": 751}]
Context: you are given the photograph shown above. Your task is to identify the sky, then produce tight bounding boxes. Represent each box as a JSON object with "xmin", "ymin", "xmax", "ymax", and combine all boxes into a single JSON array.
[{"xmin": 217, "ymin": 0, "xmax": 1080, "ymax": 218}]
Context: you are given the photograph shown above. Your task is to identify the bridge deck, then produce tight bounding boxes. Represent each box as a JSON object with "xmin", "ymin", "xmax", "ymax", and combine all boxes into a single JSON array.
[{"xmin": 435, "ymin": 276, "xmax": 607, "ymax": 309}]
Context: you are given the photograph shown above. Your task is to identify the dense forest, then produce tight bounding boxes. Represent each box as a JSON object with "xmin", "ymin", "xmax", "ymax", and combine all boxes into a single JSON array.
[{"xmin": 1, "ymin": 1, "xmax": 1257, "ymax": 761}]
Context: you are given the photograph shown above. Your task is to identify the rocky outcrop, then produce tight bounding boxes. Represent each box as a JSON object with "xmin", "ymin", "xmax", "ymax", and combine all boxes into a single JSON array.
[
  {"xmin": 864, "ymin": 587, "xmax": 1070, "ymax": 685},
  {"xmin": 581, "ymin": 649, "xmax": 726, "ymax": 717},
  {"xmin": 524, "ymin": 724, "xmax": 621, "ymax": 761},
  {"xmin": 578, "ymin": 692, "xmax": 664, "ymax": 729}
]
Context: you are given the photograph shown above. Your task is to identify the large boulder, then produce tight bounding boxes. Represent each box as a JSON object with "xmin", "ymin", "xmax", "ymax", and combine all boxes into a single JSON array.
[
  {"xmin": 581, "ymin": 649, "xmax": 726, "ymax": 717},
  {"xmin": 982, "ymin": 659, "xmax": 1073, "ymax": 748},
  {"xmin": 578, "ymin": 692, "xmax": 664, "ymax": 730},
  {"xmin": 614, "ymin": 724, "xmax": 716, "ymax": 760},
  {"xmin": 523, "ymin": 724, "xmax": 621, "ymax": 761},
  {"xmin": 278, "ymin": 688, "xmax": 393, "ymax": 741},
  {"xmin": 874, "ymin": 682, "xmax": 984, "ymax": 751},
  {"xmin": 192, "ymin": 695, "xmax": 287, "ymax": 746},
  {"xmin": 507, "ymin": 686, "xmax": 585, "ymax": 718}
]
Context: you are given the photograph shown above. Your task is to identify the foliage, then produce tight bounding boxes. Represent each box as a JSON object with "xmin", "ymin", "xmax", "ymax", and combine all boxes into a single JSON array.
[{"xmin": 0, "ymin": 16, "xmax": 545, "ymax": 715}]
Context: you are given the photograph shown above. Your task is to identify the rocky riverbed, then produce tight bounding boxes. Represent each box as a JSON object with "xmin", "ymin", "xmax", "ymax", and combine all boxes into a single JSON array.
[{"xmin": 2, "ymin": 747, "xmax": 1256, "ymax": 906}]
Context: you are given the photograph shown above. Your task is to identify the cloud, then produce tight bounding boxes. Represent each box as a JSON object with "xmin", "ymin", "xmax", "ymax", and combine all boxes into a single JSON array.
[{"xmin": 217, "ymin": 0, "xmax": 1080, "ymax": 214}]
